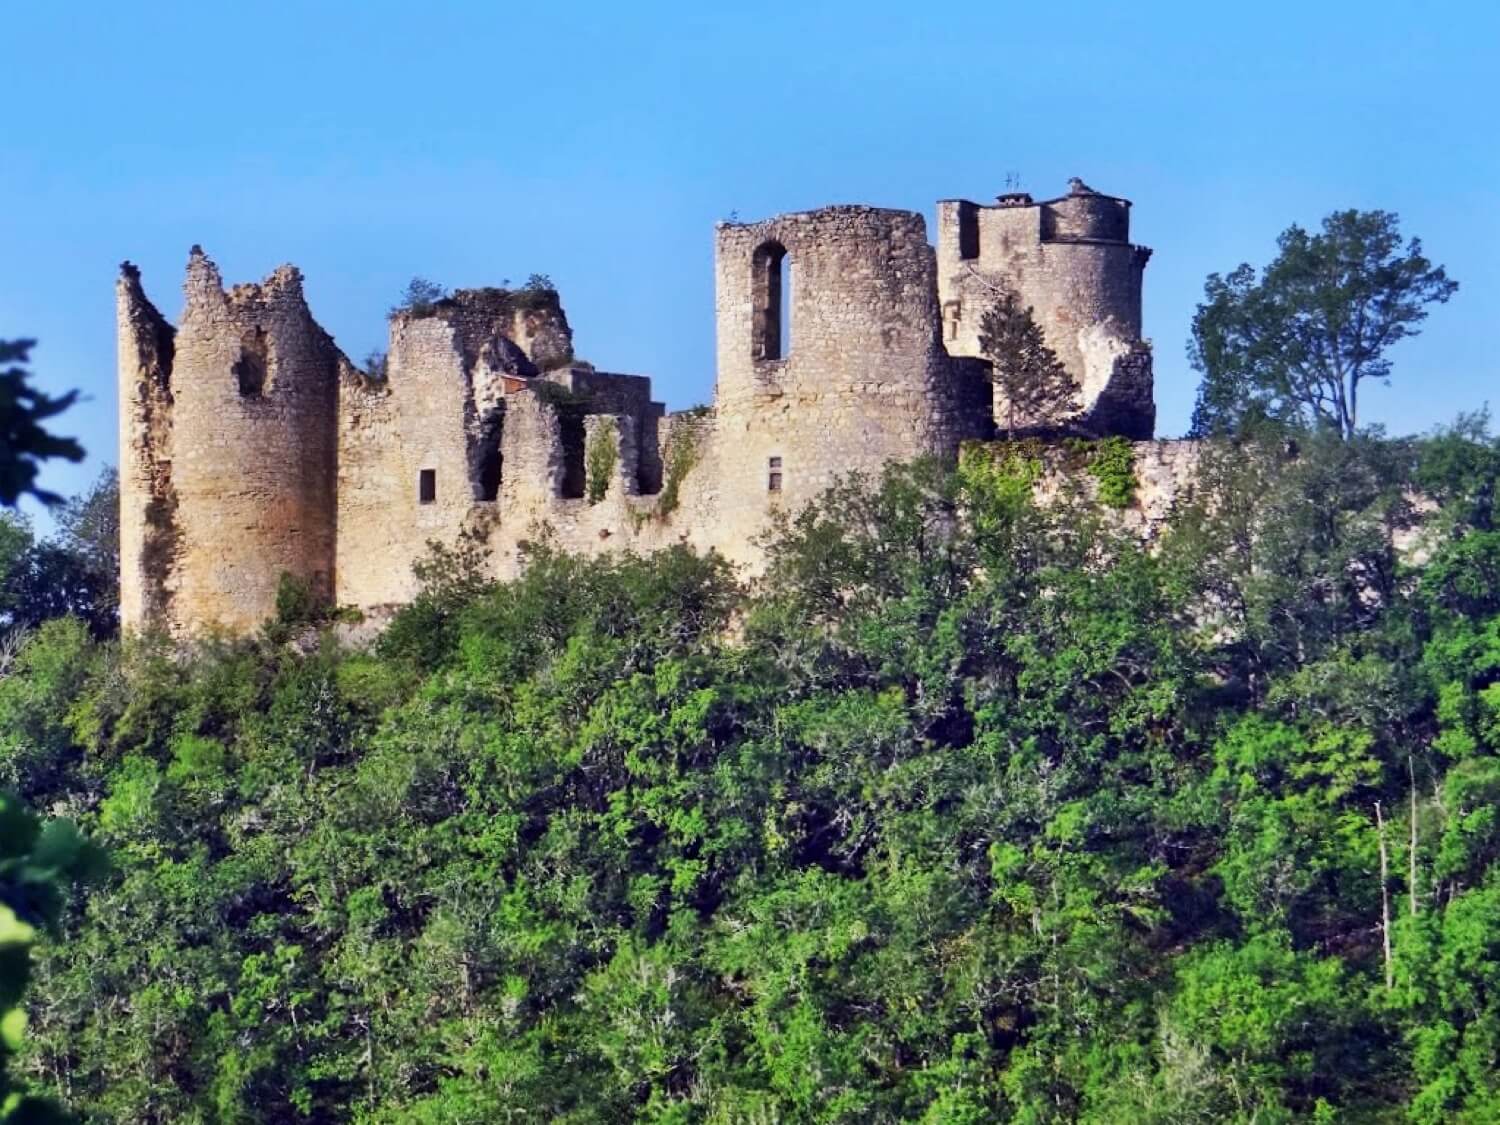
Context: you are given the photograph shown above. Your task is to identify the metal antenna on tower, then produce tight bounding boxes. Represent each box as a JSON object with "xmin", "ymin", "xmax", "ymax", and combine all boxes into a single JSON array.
[{"xmin": 1003, "ymin": 171, "xmax": 1022, "ymax": 191}]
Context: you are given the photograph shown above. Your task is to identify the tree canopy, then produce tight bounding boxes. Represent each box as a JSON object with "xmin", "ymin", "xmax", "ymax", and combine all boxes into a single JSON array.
[
  {"xmin": 5, "ymin": 424, "xmax": 1500, "ymax": 1120},
  {"xmin": 0, "ymin": 470, "xmax": 120, "ymax": 641},
  {"xmin": 1189, "ymin": 210, "xmax": 1457, "ymax": 440}
]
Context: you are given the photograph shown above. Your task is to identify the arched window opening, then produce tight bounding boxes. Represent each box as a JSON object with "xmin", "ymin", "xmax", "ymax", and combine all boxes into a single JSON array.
[
  {"xmin": 234, "ymin": 328, "xmax": 268, "ymax": 397},
  {"xmin": 752, "ymin": 241, "xmax": 791, "ymax": 361}
]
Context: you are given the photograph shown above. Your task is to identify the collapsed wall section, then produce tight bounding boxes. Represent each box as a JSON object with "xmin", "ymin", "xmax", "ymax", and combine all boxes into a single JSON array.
[
  {"xmin": 337, "ymin": 311, "xmax": 501, "ymax": 610},
  {"xmin": 116, "ymin": 264, "xmax": 178, "ymax": 630},
  {"xmin": 335, "ymin": 292, "xmax": 677, "ymax": 608}
]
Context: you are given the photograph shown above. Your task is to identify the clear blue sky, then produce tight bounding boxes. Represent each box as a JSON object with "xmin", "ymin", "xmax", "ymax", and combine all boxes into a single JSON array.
[{"xmin": 5, "ymin": 0, "xmax": 1497, "ymax": 522}]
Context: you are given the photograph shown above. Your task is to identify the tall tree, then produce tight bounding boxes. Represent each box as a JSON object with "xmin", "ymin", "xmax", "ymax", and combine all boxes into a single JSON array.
[
  {"xmin": 0, "ymin": 341, "xmax": 83, "ymax": 506},
  {"xmin": 0, "ymin": 470, "xmax": 120, "ymax": 638},
  {"xmin": 978, "ymin": 289, "xmax": 1079, "ymax": 438},
  {"xmin": 1189, "ymin": 210, "xmax": 1457, "ymax": 440}
]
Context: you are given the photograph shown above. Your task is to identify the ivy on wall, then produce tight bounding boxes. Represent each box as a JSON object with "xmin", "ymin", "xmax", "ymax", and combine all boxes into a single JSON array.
[{"xmin": 585, "ymin": 426, "xmax": 618, "ymax": 505}]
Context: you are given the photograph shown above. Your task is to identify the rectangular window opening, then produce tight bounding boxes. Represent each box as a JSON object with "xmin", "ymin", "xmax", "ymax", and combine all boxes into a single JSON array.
[
  {"xmin": 957, "ymin": 203, "xmax": 980, "ymax": 260},
  {"xmin": 558, "ymin": 410, "xmax": 586, "ymax": 499},
  {"xmin": 768, "ymin": 456, "xmax": 783, "ymax": 492},
  {"xmin": 419, "ymin": 468, "xmax": 436, "ymax": 505}
]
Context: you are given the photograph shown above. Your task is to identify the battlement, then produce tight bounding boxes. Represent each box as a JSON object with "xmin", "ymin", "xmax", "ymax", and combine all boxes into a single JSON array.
[
  {"xmin": 119, "ymin": 178, "xmax": 1158, "ymax": 636},
  {"xmin": 938, "ymin": 178, "xmax": 1134, "ymax": 249}
]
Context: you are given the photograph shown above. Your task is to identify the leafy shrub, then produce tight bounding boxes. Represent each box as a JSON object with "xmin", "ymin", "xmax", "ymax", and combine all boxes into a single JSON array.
[
  {"xmin": 1084, "ymin": 435, "xmax": 1137, "ymax": 508},
  {"xmin": 584, "ymin": 425, "xmax": 618, "ymax": 505}
]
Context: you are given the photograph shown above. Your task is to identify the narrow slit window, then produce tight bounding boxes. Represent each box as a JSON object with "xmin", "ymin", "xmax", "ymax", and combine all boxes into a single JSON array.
[
  {"xmin": 768, "ymin": 456, "xmax": 782, "ymax": 492},
  {"xmin": 419, "ymin": 469, "xmax": 436, "ymax": 505},
  {"xmin": 752, "ymin": 241, "xmax": 790, "ymax": 361},
  {"xmin": 478, "ymin": 447, "xmax": 501, "ymax": 501}
]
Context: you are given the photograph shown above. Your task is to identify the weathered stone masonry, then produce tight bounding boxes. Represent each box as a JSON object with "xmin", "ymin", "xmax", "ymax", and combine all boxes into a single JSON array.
[{"xmin": 118, "ymin": 179, "xmax": 1175, "ymax": 636}]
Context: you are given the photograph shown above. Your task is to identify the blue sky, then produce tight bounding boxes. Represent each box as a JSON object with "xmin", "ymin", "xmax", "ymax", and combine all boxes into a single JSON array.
[{"xmin": 5, "ymin": 0, "xmax": 1497, "ymax": 522}]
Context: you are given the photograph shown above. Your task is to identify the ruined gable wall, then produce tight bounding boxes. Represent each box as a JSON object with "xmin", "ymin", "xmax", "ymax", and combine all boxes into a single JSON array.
[
  {"xmin": 711, "ymin": 206, "xmax": 990, "ymax": 567},
  {"xmin": 155, "ymin": 250, "xmax": 343, "ymax": 634},
  {"xmin": 336, "ymin": 316, "xmax": 488, "ymax": 610},
  {"xmin": 335, "ymin": 319, "xmax": 713, "ymax": 611},
  {"xmin": 116, "ymin": 265, "xmax": 178, "ymax": 631}
]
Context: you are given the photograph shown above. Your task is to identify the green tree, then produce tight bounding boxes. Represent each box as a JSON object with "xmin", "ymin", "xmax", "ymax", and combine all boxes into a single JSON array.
[
  {"xmin": 0, "ymin": 342, "xmax": 83, "ymax": 507},
  {"xmin": 0, "ymin": 471, "xmax": 120, "ymax": 639},
  {"xmin": 389, "ymin": 278, "xmax": 447, "ymax": 318},
  {"xmin": 978, "ymin": 289, "xmax": 1079, "ymax": 438},
  {"xmin": 1189, "ymin": 210, "xmax": 1457, "ymax": 440}
]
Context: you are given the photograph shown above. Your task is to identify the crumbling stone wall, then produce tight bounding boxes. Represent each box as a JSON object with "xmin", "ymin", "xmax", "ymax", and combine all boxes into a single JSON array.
[
  {"xmin": 1029, "ymin": 438, "xmax": 1203, "ymax": 537},
  {"xmin": 937, "ymin": 181, "xmax": 1155, "ymax": 439},
  {"xmin": 118, "ymin": 180, "xmax": 1163, "ymax": 636},
  {"xmin": 116, "ymin": 265, "xmax": 178, "ymax": 629},
  {"xmin": 117, "ymin": 250, "xmax": 347, "ymax": 635},
  {"xmin": 337, "ymin": 313, "xmax": 482, "ymax": 609}
]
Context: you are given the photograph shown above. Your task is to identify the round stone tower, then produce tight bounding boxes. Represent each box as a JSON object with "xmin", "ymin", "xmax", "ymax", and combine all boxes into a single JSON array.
[
  {"xmin": 117, "ymin": 248, "xmax": 346, "ymax": 634},
  {"xmin": 935, "ymin": 179, "xmax": 1155, "ymax": 438},
  {"xmin": 710, "ymin": 206, "xmax": 990, "ymax": 560}
]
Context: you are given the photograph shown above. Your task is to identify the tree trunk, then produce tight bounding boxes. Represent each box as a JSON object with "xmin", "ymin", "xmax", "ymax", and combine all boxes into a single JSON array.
[
  {"xmin": 1376, "ymin": 801, "xmax": 1393, "ymax": 990},
  {"xmin": 1409, "ymin": 756, "xmax": 1420, "ymax": 917}
]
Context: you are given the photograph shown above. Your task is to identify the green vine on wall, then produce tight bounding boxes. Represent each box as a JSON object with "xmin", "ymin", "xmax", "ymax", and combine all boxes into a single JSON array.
[
  {"xmin": 654, "ymin": 424, "xmax": 702, "ymax": 522},
  {"xmin": 585, "ymin": 426, "xmax": 618, "ymax": 505},
  {"xmin": 1083, "ymin": 436, "xmax": 1137, "ymax": 509}
]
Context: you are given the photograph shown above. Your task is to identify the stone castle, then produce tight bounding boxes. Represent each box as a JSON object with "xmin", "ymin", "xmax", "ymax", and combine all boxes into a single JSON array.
[{"xmin": 118, "ymin": 178, "xmax": 1165, "ymax": 636}]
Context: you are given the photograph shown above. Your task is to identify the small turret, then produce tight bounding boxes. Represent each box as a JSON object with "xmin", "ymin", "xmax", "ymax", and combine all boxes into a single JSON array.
[{"xmin": 935, "ymin": 178, "xmax": 1155, "ymax": 439}]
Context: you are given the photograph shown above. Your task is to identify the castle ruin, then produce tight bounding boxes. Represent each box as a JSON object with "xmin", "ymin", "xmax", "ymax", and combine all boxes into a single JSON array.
[{"xmin": 118, "ymin": 179, "xmax": 1160, "ymax": 635}]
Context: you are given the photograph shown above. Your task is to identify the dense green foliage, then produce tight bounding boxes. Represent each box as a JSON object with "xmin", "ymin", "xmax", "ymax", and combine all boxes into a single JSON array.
[
  {"xmin": 585, "ymin": 427, "xmax": 619, "ymax": 505},
  {"xmin": 0, "ymin": 471, "xmax": 120, "ymax": 642},
  {"xmin": 1189, "ymin": 210, "xmax": 1457, "ymax": 441},
  {"xmin": 0, "ymin": 794, "xmax": 105, "ymax": 1124},
  {"xmin": 1079, "ymin": 437, "xmax": 1136, "ymax": 509},
  {"xmin": 5, "ymin": 425, "xmax": 1500, "ymax": 1120}
]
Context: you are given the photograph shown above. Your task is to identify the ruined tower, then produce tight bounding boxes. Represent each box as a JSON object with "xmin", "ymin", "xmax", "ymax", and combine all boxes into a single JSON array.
[
  {"xmin": 711, "ymin": 206, "xmax": 991, "ymax": 555},
  {"xmin": 117, "ymin": 249, "xmax": 347, "ymax": 634},
  {"xmin": 936, "ymin": 179, "xmax": 1155, "ymax": 438}
]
